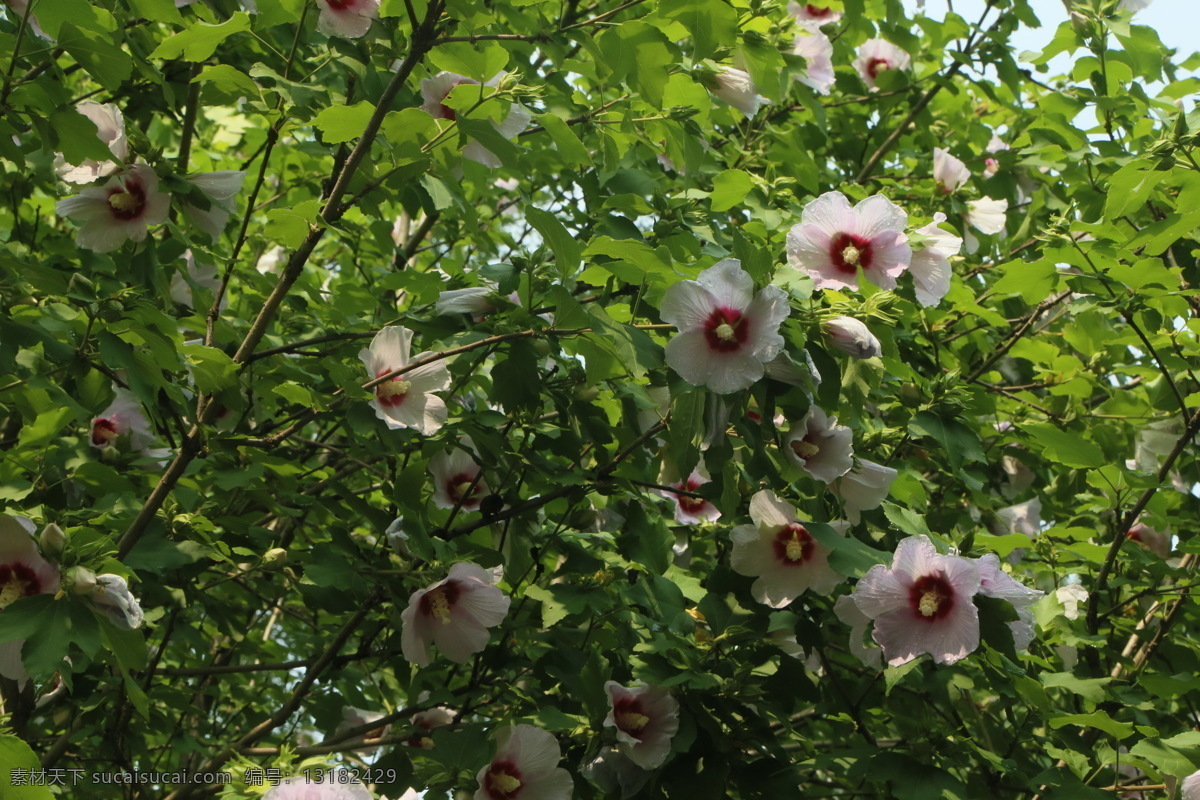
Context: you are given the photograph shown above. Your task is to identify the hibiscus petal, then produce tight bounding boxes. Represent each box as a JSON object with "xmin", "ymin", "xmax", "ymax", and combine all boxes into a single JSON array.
[
  {"xmin": 695, "ymin": 258, "xmax": 755, "ymax": 311},
  {"xmin": 660, "ymin": 280, "xmax": 718, "ymax": 330}
]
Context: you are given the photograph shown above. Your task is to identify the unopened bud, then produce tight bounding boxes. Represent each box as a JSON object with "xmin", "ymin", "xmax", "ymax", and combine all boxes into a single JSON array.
[
  {"xmin": 39, "ymin": 523, "xmax": 66, "ymax": 558},
  {"xmin": 825, "ymin": 315, "xmax": 882, "ymax": 359},
  {"xmin": 67, "ymin": 566, "xmax": 98, "ymax": 594},
  {"xmin": 262, "ymin": 548, "xmax": 288, "ymax": 569}
]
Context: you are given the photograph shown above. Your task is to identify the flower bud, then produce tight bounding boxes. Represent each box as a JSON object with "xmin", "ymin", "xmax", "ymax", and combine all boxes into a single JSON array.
[
  {"xmin": 262, "ymin": 547, "xmax": 288, "ymax": 569},
  {"xmin": 825, "ymin": 316, "xmax": 882, "ymax": 359},
  {"xmin": 67, "ymin": 566, "xmax": 98, "ymax": 594},
  {"xmin": 39, "ymin": 523, "xmax": 66, "ymax": 558}
]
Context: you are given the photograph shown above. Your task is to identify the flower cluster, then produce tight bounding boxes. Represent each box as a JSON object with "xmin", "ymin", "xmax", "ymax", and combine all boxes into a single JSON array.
[{"xmin": 53, "ymin": 102, "xmax": 245, "ymax": 252}]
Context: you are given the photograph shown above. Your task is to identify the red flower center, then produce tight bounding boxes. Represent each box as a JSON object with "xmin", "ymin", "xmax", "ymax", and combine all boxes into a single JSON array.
[
  {"xmin": 866, "ymin": 57, "xmax": 893, "ymax": 80},
  {"xmin": 418, "ymin": 580, "xmax": 461, "ymax": 623},
  {"xmin": 772, "ymin": 523, "xmax": 814, "ymax": 565},
  {"xmin": 0, "ymin": 563, "xmax": 40, "ymax": 609},
  {"xmin": 673, "ymin": 478, "xmax": 711, "ymax": 516},
  {"xmin": 107, "ymin": 180, "xmax": 146, "ymax": 221},
  {"xmin": 805, "ymin": 4, "xmax": 832, "ymax": 16},
  {"xmin": 613, "ymin": 697, "xmax": 651, "ymax": 739},
  {"xmin": 703, "ymin": 307, "xmax": 749, "ymax": 353},
  {"xmin": 446, "ymin": 471, "xmax": 483, "ymax": 507},
  {"xmin": 92, "ymin": 418, "xmax": 119, "ymax": 446},
  {"xmin": 829, "ymin": 232, "xmax": 873, "ymax": 274},
  {"xmin": 908, "ymin": 573, "xmax": 955, "ymax": 621},
  {"xmin": 375, "ymin": 368, "xmax": 410, "ymax": 408},
  {"xmin": 483, "ymin": 761, "xmax": 524, "ymax": 800}
]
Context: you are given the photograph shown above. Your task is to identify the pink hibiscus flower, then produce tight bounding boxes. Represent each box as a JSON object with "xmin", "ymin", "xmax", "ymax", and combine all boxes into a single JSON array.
[
  {"xmin": 420, "ymin": 71, "xmax": 532, "ymax": 167},
  {"xmin": 852, "ymin": 535, "xmax": 982, "ymax": 666},
  {"xmin": 784, "ymin": 407, "xmax": 854, "ymax": 483},
  {"xmin": 0, "ymin": 515, "xmax": 62, "ymax": 682},
  {"xmin": 852, "ymin": 39, "xmax": 911, "ymax": 91},
  {"xmin": 91, "ymin": 388, "xmax": 155, "ymax": 453},
  {"xmin": 659, "ymin": 258, "xmax": 789, "ymax": 394},
  {"xmin": 709, "ymin": 67, "xmax": 763, "ymax": 117},
  {"xmin": 786, "ymin": 191, "xmax": 911, "ymax": 291},
  {"xmin": 429, "ymin": 439, "xmax": 490, "ymax": 511},
  {"xmin": 181, "ymin": 170, "xmax": 246, "ymax": 241},
  {"xmin": 315, "ymin": 0, "xmax": 380, "ymax": 38},
  {"xmin": 932, "ymin": 147, "xmax": 970, "ymax": 193},
  {"xmin": 359, "ymin": 326, "xmax": 450, "ymax": 435},
  {"xmin": 262, "ymin": 775, "xmax": 375, "ymax": 800},
  {"xmin": 1126, "ymin": 520, "xmax": 1170, "ymax": 558},
  {"xmin": 474, "ymin": 724, "xmax": 574, "ymax": 800},
  {"xmin": 974, "ymin": 554, "xmax": 1042, "ymax": 650},
  {"xmin": 831, "ymin": 458, "xmax": 897, "ymax": 523},
  {"xmin": 656, "ymin": 467, "xmax": 721, "ymax": 525},
  {"xmin": 788, "ymin": 1, "xmax": 842, "ymax": 28},
  {"xmin": 729, "ymin": 490, "xmax": 843, "ymax": 607},
  {"xmin": 56, "ymin": 162, "xmax": 171, "ymax": 252},
  {"xmin": 793, "ymin": 30, "xmax": 835, "ymax": 95},
  {"xmin": 400, "ymin": 562, "xmax": 511, "ymax": 666},
  {"xmin": 56, "ymin": 102, "xmax": 127, "ymax": 184},
  {"xmin": 603, "ymin": 681, "xmax": 680, "ymax": 770},
  {"xmin": 909, "ymin": 213, "xmax": 963, "ymax": 308}
]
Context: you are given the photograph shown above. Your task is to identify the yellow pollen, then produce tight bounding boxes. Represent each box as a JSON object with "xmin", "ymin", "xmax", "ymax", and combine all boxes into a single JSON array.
[
  {"xmin": 785, "ymin": 536, "xmax": 805, "ymax": 562},
  {"xmin": 377, "ymin": 379, "xmax": 411, "ymax": 399},
  {"xmin": 919, "ymin": 591, "xmax": 940, "ymax": 617},
  {"xmin": 0, "ymin": 577, "xmax": 30, "ymax": 610},
  {"xmin": 429, "ymin": 588, "xmax": 453, "ymax": 624},
  {"xmin": 842, "ymin": 245, "xmax": 861, "ymax": 265},
  {"xmin": 108, "ymin": 192, "xmax": 137, "ymax": 212},
  {"xmin": 794, "ymin": 440, "xmax": 820, "ymax": 459},
  {"xmin": 618, "ymin": 711, "xmax": 650, "ymax": 732},
  {"xmin": 455, "ymin": 480, "xmax": 475, "ymax": 499},
  {"xmin": 493, "ymin": 774, "xmax": 521, "ymax": 793},
  {"xmin": 419, "ymin": 736, "xmax": 435, "ymax": 749},
  {"xmin": 715, "ymin": 322, "xmax": 736, "ymax": 341}
]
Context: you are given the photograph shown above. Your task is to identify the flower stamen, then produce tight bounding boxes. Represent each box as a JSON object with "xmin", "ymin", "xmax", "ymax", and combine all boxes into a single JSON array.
[
  {"xmin": 918, "ymin": 590, "xmax": 940, "ymax": 617},
  {"xmin": 841, "ymin": 244, "xmax": 861, "ymax": 265}
]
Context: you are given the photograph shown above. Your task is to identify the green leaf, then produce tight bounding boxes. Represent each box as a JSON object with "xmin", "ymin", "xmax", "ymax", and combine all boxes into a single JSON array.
[
  {"xmin": 884, "ymin": 658, "xmax": 922, "ymax": 694},
  {"xmin": 100, "ymin": 621, "xmax": 150, "ymax": 717},
  {"xmin": 808, "ymin": 522, "xmax": 889, "ymax": 577},
  {"xmin": 456, "ymin": 116, "xmax": 522, "ymax": 166},
  {"xmin": 1105, "ymin": 161, "xmax": 1163, "ymax": 220},
  {"xmin": 658, "ymin": 0, "xmax": 737, "ymax": 60},
  {"xmin": 16, "ymin": 407, "xmax": 78, "ymax": 449},
  {"xmin": 526, "ymin": 207, "xmax": 583, "ymax": 276},
  {"xmin": 538, "ymin": 113, "xmax": 592, "ymax": 167},
  {"xmin": 976, "ymin": 594, "xmax": 1019, "ymax": 663},
  {"xmin": 881, "ymin": 502, "xmax": 931, "ymax": 538},
  {"xmin": 1041, "ymin": 672, "xmax": 1112, "ymax": 703},
  {"xmin": 193, "ymin": 64, "xmax": 260, "ymax": 100},
  {"xmin": 990, "ymin": 259, "xmax": 1058, "ymax": 304},
  {"xmin": 598, "ymin": 22, "xmax": 675, "ymax": 108},
  {"xmin": 32, "ymin": 0, "xmax": 116, "ymax": 38},
  {"xmin": 1129, "ymin": 738, "xmax": 1200, "ymax": 779},
  {"xmin": 428, "ymin": 42, "xmax": 509, "ymax": 81},
  {"xmin": 59, "ymin": 22, "xmax": 133, "ymax": 92},
  {"xmin": 710, "ymin": 169, "xmax": 752, "ymax": 212},
  {"xmin": 0, "ymin": 735, "xmax": 55, "ymax": 799},
  {"xmin": 180, "ymin": 344, "xmax": 237, "ymax": 394},
  {"xmin": 381, "ymin": 107, "xmax": 438, "ymax": 157},
  {"xmin": 492, "ymin": 340, "xmax": 542, "ymax": 413},
  {"xmin": 1021, "ymin": 422, "xmax": 1105, "ymax": 468},
  {"xmin": 1050, "ymin": 711, "xmax": 1135, "ymax": 740},
  {"xmin": 908, "ymin": 410, "xmax": 985, "ymax": 468},
  {"xmin": 149, "ymin": 12, "xmax": 252, "ymax": 61},
  {"xmin": 523, "ymin": 585, "xmax": 568, "ymax": 627},
  {"xmin": 50, "ymin": 110, "xmax": 120, "ymax": 165},
  {"xmin": 127, "ymin": 0, "xmax": 184, "ymax": 23},
  {"xmin": 312, "ymin": 101, "xmax": 377, "ymax": 144}
]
